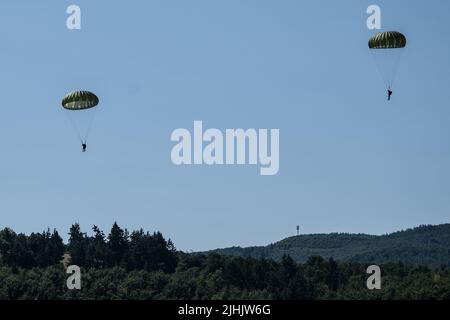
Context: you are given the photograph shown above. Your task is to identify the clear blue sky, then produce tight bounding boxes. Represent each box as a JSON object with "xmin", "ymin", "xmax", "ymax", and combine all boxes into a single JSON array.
[{"xmin": 0, "ymin": 0, "xmax": 449, "ymax": 251}]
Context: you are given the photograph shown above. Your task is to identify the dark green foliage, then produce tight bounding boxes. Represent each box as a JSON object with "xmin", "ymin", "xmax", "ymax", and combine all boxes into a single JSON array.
[
  {"xmin": 0, "ymin": 228, "xmax": 64, "ymax": 268},
  {"xmin": 107, "ymin": 223, "xmax": 128, "ymax": 267},
  {"xmin": 126, "ymin": 230, "xmax": 177, "ymax": 272},
  {"xmin": 64, "ymin": 223, "xmax": 178, "ymax": 272},
  {"xmin": 67, "ymin": 224, "xmax": 88, "ymax": 267},
  {"xmin": 0, "ymin": 255, "xmax": 449, "ymax": 300},
  {"xmin": 0, "ymin": 224, "xmax": 449, "ymax": 300},
  {"xmin": 1, "ymin": 223, "xmax": 177, "ymax": 273},
  {"xmin": 208, "ymin": 224, "xmax": 450, "ymax": 268}
]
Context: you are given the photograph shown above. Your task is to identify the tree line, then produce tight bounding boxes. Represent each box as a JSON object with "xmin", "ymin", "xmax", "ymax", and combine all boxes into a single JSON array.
[
  {"xmin": 0, "ymin": 223, "xmax": 177, "ymax": 272},
  {"xmin": 0, "ymin": 224, "xmax": 449, "ymax": 300}
]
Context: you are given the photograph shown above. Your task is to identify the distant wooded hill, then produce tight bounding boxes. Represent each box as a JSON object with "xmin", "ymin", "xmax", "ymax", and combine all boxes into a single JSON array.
[
  {"xmin": 1, "ymin": 223, "xmax": 449, "ymax": 299},
  {"xmin": 207, "ymin": 224, "xmax": 450, "ymax": 268}
]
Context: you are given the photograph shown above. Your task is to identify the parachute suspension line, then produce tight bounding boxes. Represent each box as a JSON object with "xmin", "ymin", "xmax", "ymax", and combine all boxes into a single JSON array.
[
  {"xmin": 83, "ymin": 107, "xmax": 98, "ymax": 144},
  {"xmin": 388, "ymin": 48, "xmax": 405, "ymax": 89},
  {"xmin": 370, "ymin": 50, "xmax": 389, "ymax": 90},
  {"xmin": 370, "ymin": 48, "xmax": 404, "ymax": 91},
  {"xmin": 64, "ymin": 110, "xmax": 84, "ymax": 144}
]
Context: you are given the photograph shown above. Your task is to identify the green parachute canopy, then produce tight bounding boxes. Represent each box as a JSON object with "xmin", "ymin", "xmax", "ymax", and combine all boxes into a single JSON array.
[
  {"xmin": 368, "ymin": 31, "xmax": 407, "ymax": 49},
  {"xmin": 62, "ymin": 90, "xmax": 99, "ymax": 110}
]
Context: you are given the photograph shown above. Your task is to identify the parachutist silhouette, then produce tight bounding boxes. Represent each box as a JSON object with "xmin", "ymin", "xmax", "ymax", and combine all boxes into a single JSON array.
[
  {"xmin": 62, "ymin": 91, "xmax": 99, "ymax": 153},
  {"xmin": 368, "ymin": 32, "xmax": 406, "ymax": 102}
]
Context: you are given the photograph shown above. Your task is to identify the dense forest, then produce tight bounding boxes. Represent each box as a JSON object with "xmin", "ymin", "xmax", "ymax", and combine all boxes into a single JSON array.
[
  {"xmin": 0, "ymin": 223, "xmax": 449, "ymax": 300},
  {"xmin": 209, "ymin": 225, "xmax": 450, "ymax": 268}
]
